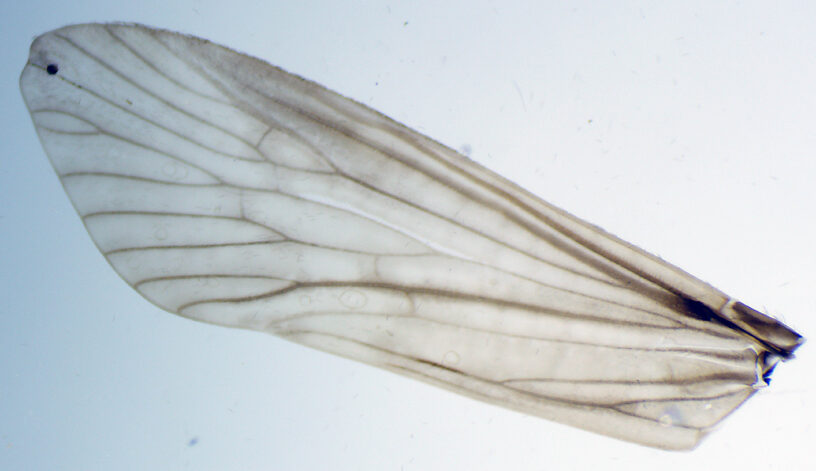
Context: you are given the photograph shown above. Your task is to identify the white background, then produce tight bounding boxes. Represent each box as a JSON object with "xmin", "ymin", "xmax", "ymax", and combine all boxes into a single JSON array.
[{"xmin": 2, "ymin": 1, "xmax": 814, "ymax": 469}]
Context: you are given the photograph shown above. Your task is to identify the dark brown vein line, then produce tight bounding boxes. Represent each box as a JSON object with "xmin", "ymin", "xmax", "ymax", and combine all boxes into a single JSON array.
[
  {"xmin": 254, "ymin": 168, "xmax": 717, "ymax": 329},
  {"xmin": 32, "ymin": 108, "xmax": 96, "ymax": 128},
  {"xmin": 67, "ymin": 171, "xmax": 721, "ymax": 331},
  {"xmin": 606, "ymin": 391, "xmax": 752, "ymax": 428},
  {"xmin": 79, "ymin": 169, "xmax": 670, "ymax": 320},
  {"xmin": 106, "ymin": 25, "xmax": 234, "ymax": 106},
  {"xmin": 254, "ymin": 86, "xmax": 641, "ymax": 272},
  {"xmin": 35, "ymin": 127, "xmax": 99, "ymax": 136},
  {"xmin": 34, "ymin": 107, "xmax": 223, "ymax": 182},
  {"xmin": 282, "ymin": 330, "xmax": 705, "ymax": 431},
  {"xmin": 341, "ymin": 172, "xmax": 631, "ymax": 283},
  {"xmin": 60, "ymin": 30, "xmax": 264, "ymax": 159},
  {"xmin": 172, "ymin": 253, "xmax": 699, "ymax": 331},
  {"xmin": 503, "ymin": 372, "xmax": 754, "ymax": 387},
  {"xmin": 266, "ymin": 84, "xmax": 771, "ymax": 350},
  {"xmin": 237, "ymin": 82, "xmax": 683, "ymax": 313},
  {"xmin": 273, "ymin": 94, "xmax": 755, "ymax": 339},
  {"xmin": 68, "ymin": 170, "xmax": 446, "ymax": 257},
  {"xmin": 63, "ymin": 170, "xmax": 445, "ymax": 259},
  {"xmin": 263, "ymin": 106, "xmax": 632, "ymax": 291},
  {"xmin": 134, "ymin": 264, "xmax": 686, "ymax": 334},
  {"xmin": 84, "ymin": 210, "xmax": 285, "ymax": 237},
  {"xmin": 181, "ymin": 281, "xmax": 693, "ymax": 331},
  {"xmin": 610, "ymin": 389, "xmax": 749, "ymax": 408},
  {"xmin": 147, "ymin": 27, "xmax": 296, "ymax": 168},
  {"xmin": 31, "ymin": 108, "xmax": 96, "ymax": 131},
  {"xmin": 146, "ymin": 27, "xmax": 303, "ymax": 162},
  {"xmin": 167, "ymin": 56, "xmax": 627, "ymax": 291},
  {"xmin": 247, "ymin": 109, "xmax": 339, "ymax": 172},
  {"xmin": 234, "ymin": 185, "xmax": 439, "ymax": 255},
  {"xmin": 256, "ymin": 309, "xmax": 749, "ymax": 358},
  {"xmin": 283, "ymin": 77, "xmax": 695, "ymax": 306},
  {"xmin": 253, "ymin": 125, "xmax": 273, "ymax": 150},
  {"xmin": 307, "ymin": 175, "xmax": 711, "ymax": 328},
  {"xmin": 63, "ymin": 171, "xmax": 222, "ymax": 186},
  {"xmin": 106, "ymin": 237, "xmax": 431, "ymax": 260},
  {"xmin": 299, "ymin": 98, "xmax": 764, "ymax": 351},
  {"xmin": 134, "ymin": 273, "xmax": 295, "ymax": 289},
  {"xmin": 36, "ymin": 107, "xmax": 328, "ymax": 186},
  {"xmin": 267, "ymin": 159, "xmax": 336, "ymax": 175},
  {"xmin": 408, "ymin": 364, "xmax": 709, "ymax": 432},
  {"xmin": 121, "ymin": 191, "xmax": 436, "ymax": 257},
  {"xmin": 153, "ymin": 41, "xmax": 680, "ymax": 316},
  {"xmin": 105, "ymin": 240, "xmax": 289, "ymax": 256},
  {"xmin": 39, "ymin": 42, "xmax": 260, "ymax": 169}
]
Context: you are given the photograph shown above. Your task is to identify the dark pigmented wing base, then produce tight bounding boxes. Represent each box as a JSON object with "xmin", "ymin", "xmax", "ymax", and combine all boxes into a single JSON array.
[{"xmin": 19, "ymin": 23, "xmax": 803, "ymax": 450}]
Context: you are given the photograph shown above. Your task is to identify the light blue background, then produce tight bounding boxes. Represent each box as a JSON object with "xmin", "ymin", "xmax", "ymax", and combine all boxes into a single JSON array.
[{"xmin": 2, "ymin": 1, "xmax": 814, "ymax": 469}]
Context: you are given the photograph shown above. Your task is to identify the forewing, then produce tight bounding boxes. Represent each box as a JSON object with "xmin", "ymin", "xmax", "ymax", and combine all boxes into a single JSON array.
[{"xmin": 20, "ymin": 23, "xmax": 800, "ymax": 450}]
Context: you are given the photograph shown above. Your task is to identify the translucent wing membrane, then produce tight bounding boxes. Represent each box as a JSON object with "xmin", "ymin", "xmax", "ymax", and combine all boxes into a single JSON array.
[{"xmin": 20, "ymin": 23, "xmax": 803, "ymax": 450}]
